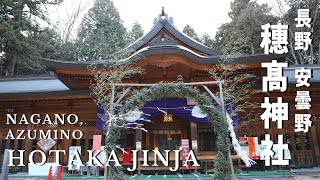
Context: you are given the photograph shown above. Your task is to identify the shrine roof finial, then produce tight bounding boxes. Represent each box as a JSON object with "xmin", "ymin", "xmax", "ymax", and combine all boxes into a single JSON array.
[
  {"xmin": 154, "ymin": 6, "xmax": 174, "ymax": 25},
  {"xmin": 161, "ymin": 6, "xmax": 165, "ymax": 16}
]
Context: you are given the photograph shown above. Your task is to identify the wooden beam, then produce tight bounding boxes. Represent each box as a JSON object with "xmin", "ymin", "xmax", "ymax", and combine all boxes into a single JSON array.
[
  {"xmin": 113, "ymin": 81, "xmax": 223, "ymax": 87},
  {"xmin": 115, "ymin": 86, "xmax": 132, "ymax": 105},
  {"xmin": 202, "ymin": 85, "xmax": 221, "ymax": 105}
]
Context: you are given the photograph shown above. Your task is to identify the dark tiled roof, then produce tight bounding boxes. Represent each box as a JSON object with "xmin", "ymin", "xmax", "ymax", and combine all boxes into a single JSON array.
[
  {"xmin": 120, "ymin": 15, "xmax": 222, "ymax": 56},
  {"xmin": 43, "ymin": 46, "xmax": 284, "ymax": 70}
]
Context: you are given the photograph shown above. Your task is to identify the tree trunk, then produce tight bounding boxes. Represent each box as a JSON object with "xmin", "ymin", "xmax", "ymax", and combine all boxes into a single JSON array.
[
  {"xmin": 318, "ymin": 44, "xmax": 320, "ymax": 64},
  {"xmin": 3, "ymin": 49, "xmax": 17, "ymax": 76},
  {"xmin": 288, "ymin": 29, "xmax": 299, "ymax": 64},
  {"xmin": 250, "ymin": 43, "xmax": 255, "ymax": 54}
]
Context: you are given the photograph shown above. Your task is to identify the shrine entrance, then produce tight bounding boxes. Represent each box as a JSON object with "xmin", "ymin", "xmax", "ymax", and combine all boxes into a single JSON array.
[
  {"xmin": 155, "ymin": 133, "xmax": 181, "ymax": 151},
  {"xmin": 104, "ymin": 81, "xmax": 234, "ymax": 179},
  {"xmin": 134, "ymin": 96, "xmax": 216, "ymax": 153}
]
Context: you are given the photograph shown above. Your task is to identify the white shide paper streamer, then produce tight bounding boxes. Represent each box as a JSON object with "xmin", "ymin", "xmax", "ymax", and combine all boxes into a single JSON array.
[
  {"xmin": 190, "ymin": 106, "xmax": 256, "ymax": 167},
  {"xmin": 191, "ymin": 106, "xmax": 208, "ymax": 118},
  {"xmin": 226, "ymin": 112, "xmax": 256, "ymax": 167}
]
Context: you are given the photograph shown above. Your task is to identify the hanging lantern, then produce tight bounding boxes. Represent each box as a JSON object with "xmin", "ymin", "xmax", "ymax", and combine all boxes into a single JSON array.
[{"xmin": 163, "ymin": 113, "xmax": 173, "ymax": 122}]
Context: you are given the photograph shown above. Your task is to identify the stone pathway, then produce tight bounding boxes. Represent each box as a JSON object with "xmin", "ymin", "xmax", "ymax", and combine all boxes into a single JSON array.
[{"xmin": 7, "ymin": 169, "xmax": 320, "ymax": 180}]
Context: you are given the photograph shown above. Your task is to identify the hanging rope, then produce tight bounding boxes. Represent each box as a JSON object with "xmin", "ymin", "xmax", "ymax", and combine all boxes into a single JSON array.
[{"xmin": 226, "ymin": 113, "xmax": 256, "ymax": 167}]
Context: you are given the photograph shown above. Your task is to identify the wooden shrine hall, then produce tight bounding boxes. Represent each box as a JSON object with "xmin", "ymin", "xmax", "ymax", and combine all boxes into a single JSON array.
[{"xmin": 1, "ymin": 8, "xmax": 320, "ymax": 174}]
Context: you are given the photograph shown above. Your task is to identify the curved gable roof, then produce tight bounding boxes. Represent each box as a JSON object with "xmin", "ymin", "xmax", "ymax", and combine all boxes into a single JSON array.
[{"xmin": 121, "ymin": 11, "xmax": 221, "ymax": 56}]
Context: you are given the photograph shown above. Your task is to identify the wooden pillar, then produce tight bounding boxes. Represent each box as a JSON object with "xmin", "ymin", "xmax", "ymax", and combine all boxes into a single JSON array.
[
  {"xmin": 24, "ymin": 132, "xmax": 32, "ymax": 171},
  {"xmin": 1, "ymin": 150, "xmax": 10, "ymax": 180},
  {"xmin": 136, "ymin": 126, "xmax": 142, "ymax": 175},
  {"xmin": 311, "ymin": 125, "xmax": 320, "ymax": 165},
  {"xmin": 190, "ymin": 122, "xmax": 198, "ymax": 154},
  {"xmin": 190, "ymin": 122, "xmax": 198, "ymax": 173},
  {"xmin": 146, "ymin": 133, "xmax": 149, "ymax": 149},
  {"xmin": 136, "ymin": 127, "xmax": 142, "ymax": 149},
  {"xmin": 153, "ymin": 134, "xmax": 157, "ymax": 149},
  {"xmin": 65, "ymin": 103, "xmax": 73, "ymax": 165}
]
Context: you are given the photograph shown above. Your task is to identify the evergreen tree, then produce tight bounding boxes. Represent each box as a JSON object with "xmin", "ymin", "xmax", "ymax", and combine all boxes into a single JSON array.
[
  {"xmin": 214, "ymin": 0, "xmax": 277, "ymax": 54},
  {"xmin": 128, "ymin": 21, "xmax": 144, "ymax": 43},
  {"xmin": 77, "ymin": 0, "xmax": 128, "ymax": 61},
  {"xmin": 280, "ymin": 0, "xmax": 320, "ymax": 64},
  {"xmin": 182, "ymin": 24, "xmax": 201, "ymax": 42},
  {"xmin": 15, "ymin": 28, "xmax": 63, "ymax": 75},
  {"xmin": 228, "ymin": 0, "xmax": 250, "ymax": 19},
  {"xmin": 0, "ymin": 0, "xmax": 62, "ymax": 76},
  {"xmin": 201, "ymin": 33, "xmax": 215, "ymax": 49}
]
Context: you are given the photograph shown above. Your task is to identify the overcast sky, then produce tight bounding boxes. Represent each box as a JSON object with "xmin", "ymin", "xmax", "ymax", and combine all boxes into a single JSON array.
[{"xmin": 47, "ymin": 0, "xmax": 285, "ymax": 39}]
